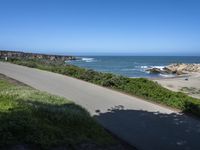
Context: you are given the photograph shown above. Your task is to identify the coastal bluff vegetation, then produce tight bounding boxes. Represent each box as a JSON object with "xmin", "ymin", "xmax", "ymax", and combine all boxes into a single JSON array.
[{"xmin": 1, "ymin": 50, "xmax": 200, "ymax": 118}]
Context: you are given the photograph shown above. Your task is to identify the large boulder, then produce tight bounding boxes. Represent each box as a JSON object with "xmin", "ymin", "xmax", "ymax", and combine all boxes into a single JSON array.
[
  {"xmin": 163, "ymin": 67, "xmax": 174, "ymax": 74},
  {"xmin": 146, "ymin": 68, "xmax": 164, "ymax": 74},
  {"xmin": 165, "ymin": 63, "xmax": 200, "ymax": 74}
]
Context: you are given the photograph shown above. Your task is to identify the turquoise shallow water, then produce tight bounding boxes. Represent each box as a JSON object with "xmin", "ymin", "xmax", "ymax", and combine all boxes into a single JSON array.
[{"xmin": 67, "ymin": 56, "xmax": 200, "ymax": 78}]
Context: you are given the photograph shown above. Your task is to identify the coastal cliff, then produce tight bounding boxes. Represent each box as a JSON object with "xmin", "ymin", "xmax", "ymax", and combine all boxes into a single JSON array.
[
  {"xmin": 147, "ymin": 63, "xmax": 200, "ymax": 75},
  {"xmin": 0, "ymin": 50, "xmax": 76, "ymax": 62}
]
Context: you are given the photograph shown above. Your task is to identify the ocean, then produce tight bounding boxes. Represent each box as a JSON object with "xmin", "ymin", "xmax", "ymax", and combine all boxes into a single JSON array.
[{"xmin": 67, "ymin": 56, "xmax": 200, "ymax": 78}]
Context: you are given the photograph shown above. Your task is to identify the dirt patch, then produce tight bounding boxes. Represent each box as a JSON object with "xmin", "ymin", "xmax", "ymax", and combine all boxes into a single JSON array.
[{"xmin": 167, "ymin": 84, "xmax": 174, "ymax": 88}]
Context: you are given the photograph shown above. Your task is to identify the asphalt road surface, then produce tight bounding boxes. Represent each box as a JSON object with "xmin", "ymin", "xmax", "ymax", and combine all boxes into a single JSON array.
[{"xmin": 1, "ymin": 62, "xmax": 200, "ymax": 150}]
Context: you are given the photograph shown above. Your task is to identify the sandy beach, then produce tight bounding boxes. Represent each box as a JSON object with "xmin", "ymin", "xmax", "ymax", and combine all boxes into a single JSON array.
[{"xmin": 153, "ymin": 73, "xmax": 200, "ymax": 99}]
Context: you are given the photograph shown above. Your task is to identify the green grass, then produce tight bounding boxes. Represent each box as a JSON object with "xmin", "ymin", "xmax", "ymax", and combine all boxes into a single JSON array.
[
  {"xmin": 0, "ymin": 76, "xmax": 116, "ymax": 149},
  {"xmin": 3, "ymin": 58, "xmax": 200, "ymax": 117}
]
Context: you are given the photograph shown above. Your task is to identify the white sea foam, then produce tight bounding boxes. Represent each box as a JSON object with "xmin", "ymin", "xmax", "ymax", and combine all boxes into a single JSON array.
[
  {"xmin": 150, "ymin": 66, "xmax": 165, "ymax": 70},
  {"xmin": 81, "ymin": 57, "xmax": 95, "ymax": 62},
  {"xmin": 140, "ymin": 65, "xmax": 166, "ymax": 73},
  {"xmin": 139, "ymin": 66, "xmax": 150, "ymax": 73},
  {"xmin": 140, "ymin": 66, "xmax": 148, "ymax": 69}
]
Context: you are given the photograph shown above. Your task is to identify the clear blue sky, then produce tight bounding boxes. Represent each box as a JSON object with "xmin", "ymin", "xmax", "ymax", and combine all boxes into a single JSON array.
[{"xmin": 0, "ymin": 0, "xmax": 200, "ymax": 55}]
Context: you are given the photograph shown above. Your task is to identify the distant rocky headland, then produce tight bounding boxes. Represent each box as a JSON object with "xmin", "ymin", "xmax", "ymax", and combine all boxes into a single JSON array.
[
  {"xmin": 147, "ymin": 63, "xmax": 200, "ymax": 75},
  {"xmin": 0, "ymin": 50, "xmax": 76, "ymax": 62}
]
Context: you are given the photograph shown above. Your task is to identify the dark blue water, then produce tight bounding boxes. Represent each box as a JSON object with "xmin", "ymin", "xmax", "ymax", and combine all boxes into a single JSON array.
[{"xmin": 67, "ymin": 56, "xmax": 200, "ymax": 78}]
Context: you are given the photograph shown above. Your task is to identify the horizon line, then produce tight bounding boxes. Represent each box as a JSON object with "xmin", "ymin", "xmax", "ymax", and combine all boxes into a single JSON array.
[{"xmin": 0, "ymin": 49, "xmax": 200, "ymax": 57}]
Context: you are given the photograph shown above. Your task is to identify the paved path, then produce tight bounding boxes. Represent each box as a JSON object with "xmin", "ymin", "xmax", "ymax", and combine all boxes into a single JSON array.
[{"xmin": 1, "ymin": 62, "xmax": 200, "ymax": 150}]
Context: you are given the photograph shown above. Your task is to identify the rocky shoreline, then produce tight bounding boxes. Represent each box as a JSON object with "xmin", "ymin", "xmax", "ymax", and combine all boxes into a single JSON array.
[
  {"xmin": 147, "ymin": 63, "xmax": 200, "ymax": 75},
  {"xmin": 0, "ymin": 50, "xmax": 76, "ymax": 62}
]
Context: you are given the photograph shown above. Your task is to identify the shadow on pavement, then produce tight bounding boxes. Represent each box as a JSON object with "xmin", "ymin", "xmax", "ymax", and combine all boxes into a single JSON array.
[{"xmin": 94, "ymin": 105, "xmax": 200, "ymax": 150}]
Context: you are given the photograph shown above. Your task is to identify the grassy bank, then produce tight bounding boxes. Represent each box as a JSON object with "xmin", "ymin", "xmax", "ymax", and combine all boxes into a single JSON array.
[
  {"xmin": 3, "ymin": 58, "xmax": 200, "ymax": 117},
  {"xmin": 0, "ymin": 74, "xmax": 126, "ymax": 150}
]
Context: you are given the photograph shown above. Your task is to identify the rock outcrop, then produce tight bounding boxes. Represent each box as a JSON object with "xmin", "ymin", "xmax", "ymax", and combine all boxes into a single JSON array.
[
  {"xmin": 164, "ymin": 63, "xmax": 200, "ymax": 73},
  {"xmin": 0, "ymin": 50, "xmax": 76, "ymax": 62},
  {"xmin": 147, "ymin": 63, "xmax": 200, "ymax": 75},
  {"xmin": 146, "ymin": 68, "xmax": 165, "ymax": 74}
]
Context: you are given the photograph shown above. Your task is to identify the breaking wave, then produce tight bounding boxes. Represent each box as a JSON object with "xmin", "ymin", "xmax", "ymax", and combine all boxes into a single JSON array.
[{"xmin": 81, "ymin": 57, "xmax": 95, "ymax": 62}]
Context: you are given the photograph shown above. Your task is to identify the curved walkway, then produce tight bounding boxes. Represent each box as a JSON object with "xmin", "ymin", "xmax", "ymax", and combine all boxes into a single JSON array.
[{"xmin": 0, "ymin": 62, "xmax": 200, "ymax": 150}]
